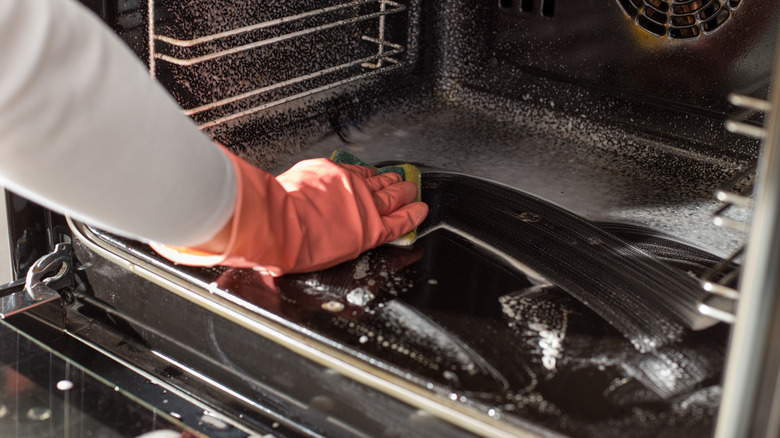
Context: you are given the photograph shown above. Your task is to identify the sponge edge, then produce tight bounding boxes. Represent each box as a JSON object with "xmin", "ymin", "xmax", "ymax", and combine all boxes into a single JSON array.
[{"xmin": 330, "ymin": 150, "xmax": 421, "ymax": 246}]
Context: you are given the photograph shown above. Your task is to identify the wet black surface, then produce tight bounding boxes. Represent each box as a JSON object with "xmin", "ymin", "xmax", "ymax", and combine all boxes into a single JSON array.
[
  {"xmin": 204, "ymin": 172, "xmax": 729, "ymax": 437},
  {"xmin": 0, "ymin": 319, "xmax": 189, "ymax": 438},
  {"xmin": 82, "ymin": 172, "xmax": 730, "ymax": 437},
  {"xmin": 217, "ymin": 232, "xmax": 725, "ymax": 437}
]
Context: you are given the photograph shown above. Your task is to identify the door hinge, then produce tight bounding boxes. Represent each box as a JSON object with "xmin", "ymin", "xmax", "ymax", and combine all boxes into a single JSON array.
[{"xmin": 0, "ymin": 243, "xmax": 74, "ymax": 319}]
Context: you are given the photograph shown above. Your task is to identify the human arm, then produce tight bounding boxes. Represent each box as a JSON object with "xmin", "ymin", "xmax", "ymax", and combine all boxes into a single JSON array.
[
  {"xmin": 0, "ymin": 0, "xmax": 427, "ymax": 274},
  {"xmin": 0, "ymin": 0, "xmax": 235, "ymax": 247}
]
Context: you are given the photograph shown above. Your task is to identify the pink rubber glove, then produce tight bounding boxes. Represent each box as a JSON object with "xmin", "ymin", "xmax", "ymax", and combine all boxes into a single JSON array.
[{"xmin": 151, "ymin": 148, "xmax": 428, "ymax": 275}]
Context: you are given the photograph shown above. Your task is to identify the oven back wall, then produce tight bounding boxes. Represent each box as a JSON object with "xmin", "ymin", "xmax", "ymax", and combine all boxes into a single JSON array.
[
  {"xmin": 427, "ymin": 0, "xmax": 778, "ymax": 159},
  {"xmin": 75, "ymin": 0, "xmax": 775, "ymax": 165},
  {"xmin": 494, "ymin": 0, "xmax": 778, "ymax": 112}
]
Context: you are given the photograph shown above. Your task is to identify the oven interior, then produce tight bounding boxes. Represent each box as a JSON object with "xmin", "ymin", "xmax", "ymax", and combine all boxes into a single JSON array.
[{"xmin": 2, "ymin": 0, "xmax": 780, "ymax": 437}]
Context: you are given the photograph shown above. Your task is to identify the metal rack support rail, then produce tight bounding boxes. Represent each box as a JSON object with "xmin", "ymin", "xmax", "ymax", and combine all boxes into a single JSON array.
[
  {"xmin": 147, "ymin": 0, "xmax": 406, "ymax": 130},
  {"xmin": 715, "ymin": 26, "xmax": 780, "ymax": 438},
  {"xmin": 181, "ymin": 44, "xmax": 404, "ymax": 117},
  {"xmin": 696, "ymin": 104, "xmax": 759, "ymax": 324},
  {"xmin": 197, "ymin": 58, "xmax": 402, "ymax": 130},
  {"xmin": 153, "ymin": 2, "xmax": 405, "ymax": 66}
]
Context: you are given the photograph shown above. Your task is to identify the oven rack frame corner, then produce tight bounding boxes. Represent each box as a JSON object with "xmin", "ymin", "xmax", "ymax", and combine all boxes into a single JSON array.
[{"xmin": 147, "ymin": 0, "xmax": 407, "ymax": 130}]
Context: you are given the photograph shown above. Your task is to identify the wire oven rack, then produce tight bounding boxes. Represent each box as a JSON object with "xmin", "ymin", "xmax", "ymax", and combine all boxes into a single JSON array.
[
  {"xmin": 147, "ymin": 0, "xmax": 407, "ymax": 130},
  {"xmin": 696, "ymin": 92, "xmax": 765, "ymax": 324}
]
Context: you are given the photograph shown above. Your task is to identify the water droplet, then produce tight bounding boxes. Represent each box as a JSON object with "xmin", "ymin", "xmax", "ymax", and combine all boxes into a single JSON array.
[
  {"xmin": 272, "ymin": 422, "xmax": 280, "ymax": 428},
  {"xmin": 56, "ymin": 379, "xmax": 74, "ymax": 391},
  {"xmin": 427, "ymin": 279, "xmax": 438, "ymax": 285},
  {"xmin": 321, "ymin": 301, "xmax": 345, "ymax": 312},
  {"xmin": 200, "ymin": 411, "xmax": 229, "ymax": 430},
  {"xmin": 27, "ymin": 407, "xmax": 52, "ymax": 421},
  {"xmin": 170, "ymin": 412, "xmax": 182, "ymax": 419},
  {"xmin": 359, "ymin": 335, "xmax": 368, "ymax": 344},
  {"xmin": 518, "ymin": 211, "xmax": 541, "ymax": 223}
]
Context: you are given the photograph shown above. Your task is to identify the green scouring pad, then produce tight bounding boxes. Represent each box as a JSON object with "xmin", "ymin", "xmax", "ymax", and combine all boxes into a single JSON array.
[{"xmin": 330, "ymin": 150, "xmax": 421, "ymax": 246}]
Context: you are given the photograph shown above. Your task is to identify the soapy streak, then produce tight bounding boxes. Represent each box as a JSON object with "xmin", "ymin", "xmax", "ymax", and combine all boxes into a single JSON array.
[
  {"xmin": 499, "ymin": 287, "xmax": 569, "ymax": 372},
  {"xmin": 417, "ymin": 223, "xmax": 550, "ymax": 285},
  {"xmin": 531, "ymin": 322, "xmax": 565, "ymax": 371},
  {"xmin": 418, "ymin": 224, "xmax": 577, "ymax": 367}
]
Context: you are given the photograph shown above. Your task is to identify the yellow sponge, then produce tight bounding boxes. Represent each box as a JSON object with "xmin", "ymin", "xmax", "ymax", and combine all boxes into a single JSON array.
[{"xmin": 329, "ymin": 150, "xmax": 421, "ymax": 246}]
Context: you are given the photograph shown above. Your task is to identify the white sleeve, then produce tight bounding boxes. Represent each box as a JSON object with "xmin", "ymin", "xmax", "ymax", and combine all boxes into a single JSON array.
[{"xmin": 0, "ymin": 0, "xmax": 236, "ymax": 246}]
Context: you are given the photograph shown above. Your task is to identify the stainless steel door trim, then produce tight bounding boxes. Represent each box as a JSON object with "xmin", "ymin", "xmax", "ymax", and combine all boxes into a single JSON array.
[
  {"xmin": 0, "ymin": 189, "xmax": 11, "ymax": 284},
  {"xmin": 14, "ymin": 311, "xmax": 266, "ymax": 438},
  {"xmin": 67, "ymin": 218, "xmax": 551, "ymax": 438},
  {"xmin": 715, "ymin": 26, "xmax": 780, "ymax": 438}
]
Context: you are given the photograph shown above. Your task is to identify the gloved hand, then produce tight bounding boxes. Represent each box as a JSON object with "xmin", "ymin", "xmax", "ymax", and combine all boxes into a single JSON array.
[{"xmin": 151, "ymin": 148, "xmax": 428, "ymax": 275}]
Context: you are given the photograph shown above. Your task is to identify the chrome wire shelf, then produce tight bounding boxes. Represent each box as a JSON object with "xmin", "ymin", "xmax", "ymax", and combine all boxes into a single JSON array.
[
  {"xmin": 724, "ymin": 93, "xmax": 771, "ymax": 139},
  {"xmin": 148, "ymin": 0, "xmax": 407, "ymax": 129},
  {"xmin": 697, "ymin": 92, "xmax": 766, "ymax": 324},
  {"xmin": 698, "ymin": 247, "xmax": 743, "ymax": 324},
  {"xmin": 712, "ymin": 161, "xmax": 756, "ymax": 233}
]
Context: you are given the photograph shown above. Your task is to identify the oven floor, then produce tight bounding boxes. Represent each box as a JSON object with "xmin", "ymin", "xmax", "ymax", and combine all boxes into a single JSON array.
[
  {"xmin": 75, "ymin": 182, "xmax": 730, "ymax": 437},
  {"xmin": 268, "ymin": 103, "xmax": 748, "ymax": 258}
]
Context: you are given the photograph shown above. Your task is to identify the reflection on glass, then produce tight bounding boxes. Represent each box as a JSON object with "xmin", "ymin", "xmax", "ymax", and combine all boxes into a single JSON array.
[{"xmin": 0, "ymin": 320, "xmax": 187, "ymax": 438}]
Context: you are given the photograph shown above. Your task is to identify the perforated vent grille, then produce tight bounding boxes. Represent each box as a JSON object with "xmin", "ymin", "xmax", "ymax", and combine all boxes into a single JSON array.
[{"xmin": 616, "ymin": 0, "xmax": 741, "ymax": 39}]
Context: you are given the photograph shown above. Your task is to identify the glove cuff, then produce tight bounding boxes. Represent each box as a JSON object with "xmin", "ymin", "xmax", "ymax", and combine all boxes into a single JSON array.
[{"xmin": 150, "ymin": 146, "xmax": 288, "ymax": 274}]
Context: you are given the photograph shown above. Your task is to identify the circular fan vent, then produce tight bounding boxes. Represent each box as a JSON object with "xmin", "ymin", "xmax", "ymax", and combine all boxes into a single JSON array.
[{"xmin": 616, "ymin": 0, "xmax": 741, "ymax": 39}]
